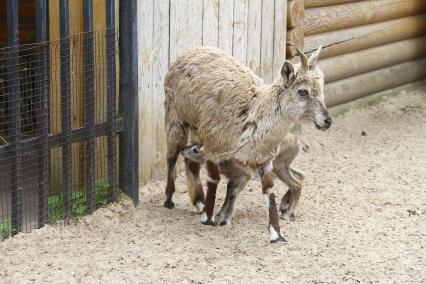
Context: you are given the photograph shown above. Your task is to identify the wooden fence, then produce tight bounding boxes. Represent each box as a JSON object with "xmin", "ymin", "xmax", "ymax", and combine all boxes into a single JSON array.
[{"xmin": 138, "ymin": 0, "xmax": 287, "ymax": 183}]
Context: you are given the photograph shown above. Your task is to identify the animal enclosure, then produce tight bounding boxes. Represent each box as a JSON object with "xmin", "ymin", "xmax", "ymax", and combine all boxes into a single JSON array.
[
  {"xmin": 138, "ymin": 0, "xmax": 426, "ymax": 184},
  {"xmin": 0, "ymin": 0, "xmax": 140, "ymax": 240}
]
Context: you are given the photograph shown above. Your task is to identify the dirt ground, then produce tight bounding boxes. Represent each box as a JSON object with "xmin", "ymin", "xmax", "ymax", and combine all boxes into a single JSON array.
[{"xmin": 1, "ymin": 81, "xmax": 426, "ymax": 284}]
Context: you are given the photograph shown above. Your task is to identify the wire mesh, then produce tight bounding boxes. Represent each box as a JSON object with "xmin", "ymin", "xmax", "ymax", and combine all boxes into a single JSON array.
[{"xmin": 0, "ymin": 28, "xmax": 119, "ymax": 240}]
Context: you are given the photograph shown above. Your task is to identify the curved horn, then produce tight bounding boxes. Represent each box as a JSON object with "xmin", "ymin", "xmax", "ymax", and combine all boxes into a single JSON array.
[
  {"xmin": 296, "ymin": 48, "xmax": 309, "ymax": 71},
  {"xmin": 308, "ymin": 45, "xmax": 322, "ymax": 69}
]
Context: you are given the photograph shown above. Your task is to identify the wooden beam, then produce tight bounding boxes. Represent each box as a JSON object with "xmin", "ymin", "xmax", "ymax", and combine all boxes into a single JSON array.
[
  {"xmin": 325, "ymin": 58, "xmax": 426, "ymax": 107},
  {"xmin": 305, "ymin": 0, "xmax": 360, "ymax": 8},
  {"xmin": 286, "ymin": 27, "xmax": 304, "ymax": 58},
  {"xmin": 287, "ymin": 0, "xmax": 304, "ymax": 29},
  {"xmin": 304, "ymin": 14, "xmax": 426, "ymax": 59},
  {"xmin": 320, "ymin": 36, "xmax": 426, "ymax": 83},
  {"xmin": 119, "ymin": 0, "xmax": 139, "ymax": 205},
  {"xmin": 304, "ymin": 0, "xmax": 426, "ymax": 36}
]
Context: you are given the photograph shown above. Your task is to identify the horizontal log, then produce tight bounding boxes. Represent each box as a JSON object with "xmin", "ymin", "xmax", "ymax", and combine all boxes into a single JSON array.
[
  {"xmin": 304, "ymin": 0, "xmax": 426, "ymax": 35},
  {"xmin": 305, "ymin": 0, "xmax": 361, "ymax": 8},
  {"xmin": 287, "ymin": 0, "xmax": 304, "ymax": 29},
  {"xmin": 305, "ymin": 14, "xmax": 426, "ymax": 59},
  {"xmin": 286, "ymin": 27, "xmax": 304, "ymax": 58},
  {"xmin": 320, "ymin": 36, "xmax": 426, "ymax": 83},
  {"xmin": 325, "ymin": 58, "xmax": 426, "ymax": 107}
]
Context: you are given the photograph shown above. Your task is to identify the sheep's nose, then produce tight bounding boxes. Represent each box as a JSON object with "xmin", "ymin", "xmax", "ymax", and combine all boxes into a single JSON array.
[{"xmin": 324, "ymin": 117, "xmax": 332, "ymax": 128}]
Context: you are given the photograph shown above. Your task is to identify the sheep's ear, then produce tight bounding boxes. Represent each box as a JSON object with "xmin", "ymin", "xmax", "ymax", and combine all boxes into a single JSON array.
[
  {"xmin": 308, "ymin": 45, "xmax": 322, "ymax": 69},
  {"xmin": 281, "ymin": 60, "xmax": 296, "ymax": 87}
]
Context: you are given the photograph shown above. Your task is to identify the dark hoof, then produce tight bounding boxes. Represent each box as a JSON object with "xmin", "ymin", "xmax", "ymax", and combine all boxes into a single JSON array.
[
  {"xmin": 164, "ymin": 200, "xmax": 175, "ymax": 209},
  {"xmin": 219, "ymin": 220, "xmax": 227, "ymax": 226},
  {"xmin": 201, "ymin": 219, "xmax": 215, "ymax": 226}
]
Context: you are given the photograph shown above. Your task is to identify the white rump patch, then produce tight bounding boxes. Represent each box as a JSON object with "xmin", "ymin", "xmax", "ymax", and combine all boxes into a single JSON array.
[{"xmin": 195, "ymin": 201, "xmax": 204, "ymax": 213}]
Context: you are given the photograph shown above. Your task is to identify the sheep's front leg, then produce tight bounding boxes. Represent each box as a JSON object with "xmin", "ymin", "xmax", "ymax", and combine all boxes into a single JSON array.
[
  {"xmin": 201, "ymin": 160, "xmax": 220, "ymax": 226},
  {"xmin": 258, "ymin": 162, "xmax": 287, "ymax": 243}
]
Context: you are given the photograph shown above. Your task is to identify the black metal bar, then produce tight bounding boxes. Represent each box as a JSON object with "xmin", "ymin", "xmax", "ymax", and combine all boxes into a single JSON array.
[
  {"xmin": 59, "ymin": 0, "xmax": 72, "ymax": 220},
  {"xmin": 0, "ymin": 118, "xmax": 124, "ymax": 160},
  {"xmin": 119, "ymin": 0, "xmax": 139, "ymax": 206},
  {"xmin": 106, "ymin": 0, "xmax": 117, "ymax": 203},
  {"xmin": 35, "ymin": 0, "xmax": 50, "ymax": 228},
  {"xmin": 83, "ymin": 0, "xmax": 96, "ymax": 213},
  {"xmin": 7, "ymin": 0, "xmax": 22, "ymax": 234}
]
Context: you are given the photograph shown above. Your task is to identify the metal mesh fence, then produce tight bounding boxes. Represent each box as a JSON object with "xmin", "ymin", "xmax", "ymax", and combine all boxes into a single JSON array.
[{"xmin": 0, "ymin": 28, "xmax": 119, "ymax": 240}]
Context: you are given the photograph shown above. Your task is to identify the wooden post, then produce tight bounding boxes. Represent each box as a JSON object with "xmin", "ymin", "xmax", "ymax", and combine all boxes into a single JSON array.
[
  {"xmin": 119, "ymin": 0, "xmax": 139, "ymax": 205},
  {"xmin": 106, "ymin": 0, "xmax": 117, "ymax": 202},
  {"xmin": 83, "ymin": 0, "xmax": 96, "ymax": 213},
  {"xmin": 35, "ymin": 0, "xmax": 50, "ymax": 228},
  {"xmin": 7, "ymin": 0, "xmax": 22, "ymax": 234},
  {"xmin": 59, "ymin": 0, "xmax": 72, "ymax": 220}
]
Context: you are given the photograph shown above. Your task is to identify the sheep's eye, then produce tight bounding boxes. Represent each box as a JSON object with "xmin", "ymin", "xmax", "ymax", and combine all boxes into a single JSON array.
[
  {"xmin": 193, "ymin": 148, "xmax": 199, "ymax": 154},
  {"xmin": 298, "ymin": 89, "xmax": 309, "ymax": 97}
]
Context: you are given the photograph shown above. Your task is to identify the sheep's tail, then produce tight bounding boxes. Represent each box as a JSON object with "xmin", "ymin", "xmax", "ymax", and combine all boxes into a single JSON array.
[{"xmin": 298, "ymin": 137, "xmax": 311, "ymax": 153}]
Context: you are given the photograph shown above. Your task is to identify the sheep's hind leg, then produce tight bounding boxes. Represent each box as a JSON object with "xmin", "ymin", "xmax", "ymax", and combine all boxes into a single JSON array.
[
  {"xmin": 164, "ymin": 122, "xmax": 188, "ymax": 209},
  {"xmin": 200, "ymin": 160, "xmax": 220, "ymax": 226},
  {"xmin": 259, "ymin": 162, "xmax": 286, "ymax": 243}
]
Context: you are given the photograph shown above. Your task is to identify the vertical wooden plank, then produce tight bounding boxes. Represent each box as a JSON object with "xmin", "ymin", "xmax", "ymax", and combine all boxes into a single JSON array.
[
  {"xmin": 7, "ymin": 0, "xmax": 22, "ymax": 234},
  {"xmin": 119, "ymin": 0, "xmax": 139, "ymax": 204},
  {"xmin": 59, "ymin": 0, "xmax": 72, "ymax": 220},
  {"xmin": 187, "ymin": 0, "xmax": 203, "ymax": 48},
  {"xmin": 83, "ymin": 0, "xmax": 96, "ymax": 213},
  {"xmin": 260, "ymin": 0, "xmax": 275, "ymax": 83},
  {"xmin": 170, "ymin": 0, "xmax": 203, "ymax": 64},
  {"xmin": 48, "ymin": 0, "xmax": 62, "ymax": 192},
  {"xmin": 232, "ymin": 0, "xmax": 248, "ymax": 64},
  {"xmin": 246, "ymin": 0, "xmax": 262, "ymax": 75},
  {"xmin": 69, "ymin": 0, "xmax": 85, "ymax": 196},
  {"xmin": 202, "ymin": 0, "xmax": 219, "ymax": 47},
  {"xmin": 35, "ymin": 0, "xmax": 50, "ymax": 228},
  {"xmin": 169, "ymin": 0, "xmax": 185, "ymax": 64},
  {"xmin": 137, "ymin": 0, "xmax": 154, "ymax": 182},
  {"xmin": 106, "ymin": 0, "xmax": 117, "ymax": 202},
  {"xmin": 273, "ymin": 0, "xmax": 287, "ymax": 78},
  {"xmin": 152, "ymin": 0, "xmax": 170, "ymax": 180},
  {"xmin": 218, "ymin": 0, "xmax": 234, "ymax": 54},
  {"xmin": 93, "ymin": 0, "xmax": 108, "ymax": 184}
]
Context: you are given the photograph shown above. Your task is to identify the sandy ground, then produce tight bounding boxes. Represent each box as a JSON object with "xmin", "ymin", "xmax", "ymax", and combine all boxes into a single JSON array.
[{"xmin": 1, "ymin": 81, "xmax": 426, "ymax": 284}]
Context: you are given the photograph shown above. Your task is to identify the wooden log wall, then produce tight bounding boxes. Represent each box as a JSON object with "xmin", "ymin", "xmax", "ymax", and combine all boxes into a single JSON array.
[
  {"xmin": 138, "ymin": 0, "xmax": 287, "ymax": 183},
  {"xmin": 287, "ymin": 0, "xmax": 426, "ymax": 106}
]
